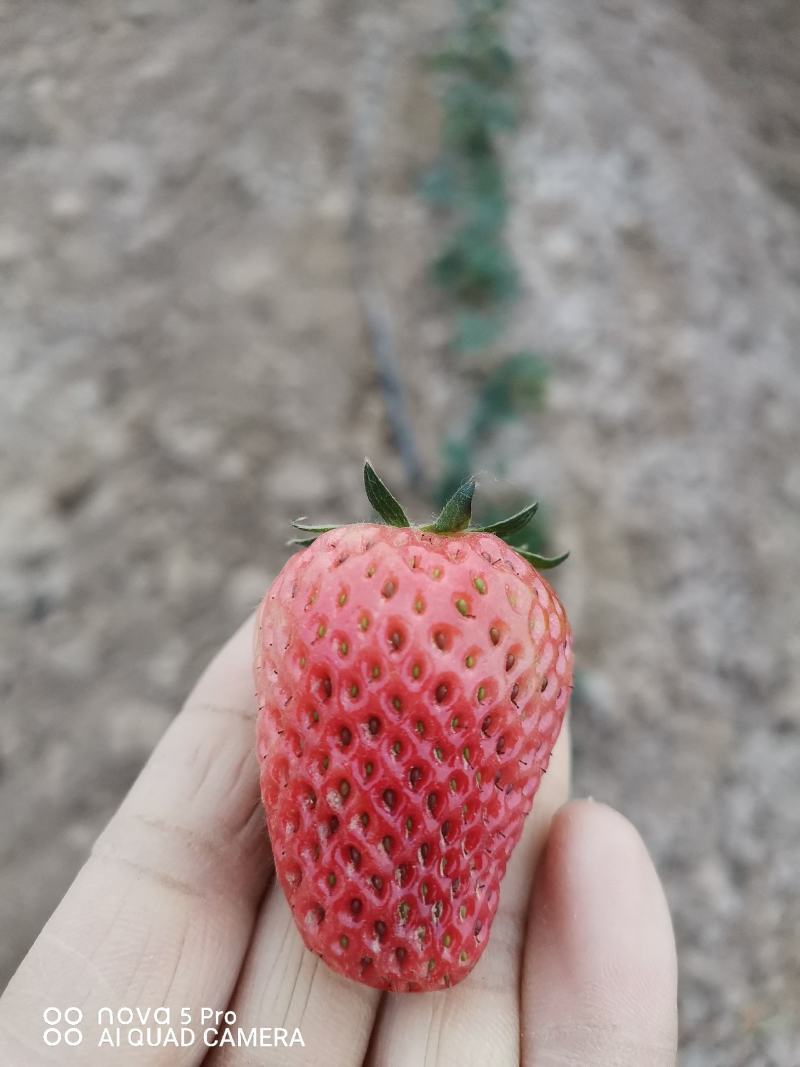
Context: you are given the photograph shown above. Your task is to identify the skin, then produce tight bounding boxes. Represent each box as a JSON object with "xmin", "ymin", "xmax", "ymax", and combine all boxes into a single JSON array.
[{"xmin": 0, "ymin": 614, "xmax": 678, "ymax": 1066}]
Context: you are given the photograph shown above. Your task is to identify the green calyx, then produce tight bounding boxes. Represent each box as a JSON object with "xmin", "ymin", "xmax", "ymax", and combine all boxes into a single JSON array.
[{"xmin": 289, "ymin": 459, "xmax": 568, "ymax": 570}]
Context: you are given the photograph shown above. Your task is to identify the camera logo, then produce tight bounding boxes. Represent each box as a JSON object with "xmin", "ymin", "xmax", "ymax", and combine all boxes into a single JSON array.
[{"xmin": 43, "ymin": 1007, "xmax": 84, "ymax": 1047}]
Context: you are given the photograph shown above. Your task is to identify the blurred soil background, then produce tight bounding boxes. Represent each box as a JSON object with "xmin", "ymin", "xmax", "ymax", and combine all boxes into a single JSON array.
[{"xmin": 1, "ymin": 1, "xmax": 799, "ymax": 1063}]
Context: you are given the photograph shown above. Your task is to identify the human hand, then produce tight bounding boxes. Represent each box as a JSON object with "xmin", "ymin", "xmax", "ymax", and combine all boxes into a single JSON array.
[{"xmin": 0, "ymin": 615, "xmax": 678, "ymax": 1066}]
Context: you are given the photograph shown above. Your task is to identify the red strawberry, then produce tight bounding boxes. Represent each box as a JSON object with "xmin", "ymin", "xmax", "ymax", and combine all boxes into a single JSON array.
[{"xmin": 254, "ymin": 462, "xmax": 572, "ymax": 992}]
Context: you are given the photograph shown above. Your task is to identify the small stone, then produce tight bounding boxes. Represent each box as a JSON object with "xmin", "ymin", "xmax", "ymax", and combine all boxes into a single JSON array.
[
  {"xmin": 214, "ymin": 250, "xmax": 276, "ymax": 298},
  {"xmin": 0, "ymin": 226, "xmax": 29, "ymax": 266},
  {"xmin": 49, "ymin": 191, "xmax": 87, "ymax": 226}
]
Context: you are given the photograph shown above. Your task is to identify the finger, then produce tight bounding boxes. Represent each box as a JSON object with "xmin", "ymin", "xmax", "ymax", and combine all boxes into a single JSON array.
[
  {"xmin": 207, "ymin": 889, "xmax": 380, "ymax": 1067},
  {"xmin": 521, "ymin": 800, "xmax": 678, "ymax": 1066},
  {"xmin": 366, "ymin": 721, "xmax": 571, "ymax": 1067},
  {"xmin": 0, "ymin": 615, "xmax": 271, "ymax": 1066}
]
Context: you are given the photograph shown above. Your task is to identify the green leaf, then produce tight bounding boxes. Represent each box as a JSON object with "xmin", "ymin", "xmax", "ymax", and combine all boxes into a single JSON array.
[
  {"xmin": 441, "ymin": 82, "xmax": 518, "ymax": 153},
  {"xmin": 429, "ymin": 40, "xmax": 513, "ymax": 88},
  {"xmin": 433, "ymin": 230, "xmax": 518, "ymax": 305},
  {"xmin": 424, "ymin": 478, "xmax": 476, "ymax": 533},
  {"xmin": 454, "ymin": 310, "xmax": 505, "ymax": 353},
  {"xmin": 515, "ymin": 547, "xmax": 570, "ymax": 570},
  {"xmin": 288, "ymin": 536, "xmax": 319, "ymax": 548},
  {"xmin": 479, "ymin": 501, "xmax": 539, "ymax": 538},
  {"xmin": 291, "ymin": 520, "xmax": 341, "ymax": 533},
  {"xmin": 470, "ymin": 352, "xmax": 549, "ymax": 437},
  {"xmin": 418, "ymin": 163, "xmax": 458, "ymax": 208},
  {"xmin": 460, "ymin": 40, "xmax": 512, "ymax": 83},
  {"xmin": 363, "ymin": 459, "xmax": 411, "ymax": 528},
  {"xmin": 462, "ymin": 173, "xmax": 508, "ymax": 230}
]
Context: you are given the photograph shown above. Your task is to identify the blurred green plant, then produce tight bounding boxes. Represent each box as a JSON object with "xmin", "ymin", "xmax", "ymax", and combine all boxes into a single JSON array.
[
  {"xmin": 439, "ymin": 351, "xmax": 547, "ymax": 496},
  {"xmin": 420, "ymin": 0, "xmax": 550, "ymax": 541}
]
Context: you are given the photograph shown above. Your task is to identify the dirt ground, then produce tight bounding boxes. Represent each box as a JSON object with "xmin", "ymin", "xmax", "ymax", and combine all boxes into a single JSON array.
[{"xmin": 1, "ymin": 1, "xmax": 799, "ymax": 1063}]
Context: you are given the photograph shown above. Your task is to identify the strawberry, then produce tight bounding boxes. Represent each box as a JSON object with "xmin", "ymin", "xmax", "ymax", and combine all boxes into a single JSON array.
[{"xmin": 254, "ymin": 462, "xmax": 572, "ymax": 992}]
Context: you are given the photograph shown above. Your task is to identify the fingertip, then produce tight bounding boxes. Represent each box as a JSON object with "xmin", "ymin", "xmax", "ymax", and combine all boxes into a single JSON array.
[
  {"xmin": 522, "ymin": 798, "xmax": 678, "ymax": 1066},
  {"xmin": 539, "ymin": 797, "xmax": 663, "ymax": 899},
  {"xmin": 532, "ymin": 796, "xmax": 677, "ymax": 983}
]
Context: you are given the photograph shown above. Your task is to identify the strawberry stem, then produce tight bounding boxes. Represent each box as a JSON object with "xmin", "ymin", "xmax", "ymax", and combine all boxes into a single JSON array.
[{"xmin": 286, "ymin": 459, "xmax": 568, "ymax": 569}]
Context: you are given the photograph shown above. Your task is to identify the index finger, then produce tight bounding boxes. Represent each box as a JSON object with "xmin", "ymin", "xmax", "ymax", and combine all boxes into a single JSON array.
[{"xmin": 0, "ymin": 615, "xmax": 271, "ymax": 1065}]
